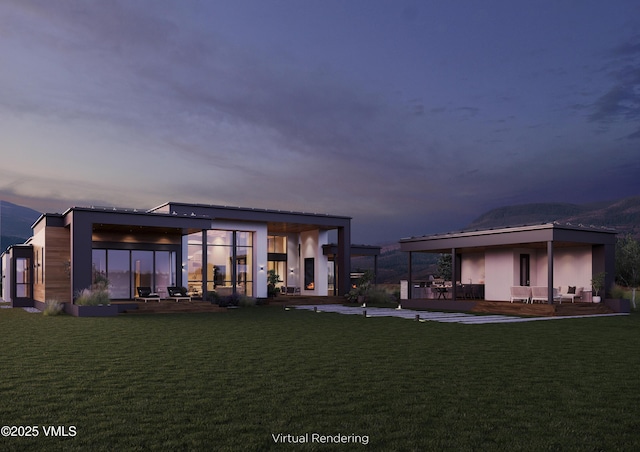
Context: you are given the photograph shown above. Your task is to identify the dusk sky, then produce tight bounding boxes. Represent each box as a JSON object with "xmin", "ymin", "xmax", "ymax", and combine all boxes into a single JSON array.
[{"xmin": 1, "ymin": 1, "xmax": 639, "ymax": 244}]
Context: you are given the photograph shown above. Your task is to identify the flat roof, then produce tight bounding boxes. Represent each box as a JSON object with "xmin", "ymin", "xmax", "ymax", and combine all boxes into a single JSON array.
[
  {"xmin": 33, "ymin": 202, "xmax": 351, "ymax": 236},
  {"xmin": 400, "ymin": 222, "xmax": 617, "ymax": 253}
]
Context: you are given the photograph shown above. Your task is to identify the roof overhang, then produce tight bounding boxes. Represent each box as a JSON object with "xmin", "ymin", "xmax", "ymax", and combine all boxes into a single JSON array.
[
  {"xmin": 400, "ymin": 223, "xmax": 617, "ymax": 254},
  {"xmin": 151, "ymin": 202, "xmax": 351, "ymax": 234}
]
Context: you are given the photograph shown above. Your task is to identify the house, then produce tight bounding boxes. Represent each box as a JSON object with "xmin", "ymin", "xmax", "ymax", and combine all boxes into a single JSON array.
[
  {"xmin": 1, "ymin": 202, "xmax": 354, "ymax": 308},
  {"xmin": 399, "ymin": 223, "xmax": 617, "ymax": 304}
]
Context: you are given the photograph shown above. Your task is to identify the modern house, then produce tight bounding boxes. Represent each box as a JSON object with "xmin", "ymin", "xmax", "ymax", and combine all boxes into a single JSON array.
[
  {"xmin": 1, "ymin": 202, "xmax": 353, "ymax": 308},
  {"xmin": 400, "ymin": 223, "xmax": 617, "ymax": 304}
]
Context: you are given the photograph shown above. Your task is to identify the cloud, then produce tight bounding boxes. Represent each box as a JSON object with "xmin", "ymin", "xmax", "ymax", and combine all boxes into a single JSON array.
[{"xmin": 589, "ymin": 34, "xmax": 640, "ymax": 139}]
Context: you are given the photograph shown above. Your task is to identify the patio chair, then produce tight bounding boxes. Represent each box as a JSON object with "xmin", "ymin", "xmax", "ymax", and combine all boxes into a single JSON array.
[
  {"xmin": 166, "ymin": 286, "xmax": 191, "ymax": 302},
  {"xmin": 558, "ymin": 286, "xmax": 583, "ymax": 303},
  {"xmin": 135, "ymin": 286, "xmax": 161, "ymax": 303},
  {"xmin": 510, "ymin": 286, "xmax": 531, "ymax": 303},
  {"xmin": 531, "ymin": 286, "xmax": 561, "ymax": 303}
]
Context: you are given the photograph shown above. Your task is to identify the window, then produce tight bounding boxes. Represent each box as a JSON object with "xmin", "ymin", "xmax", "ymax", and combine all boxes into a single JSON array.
[
  {"xmin": 91, "ymin": 249, "xmax": 177, "ymax": 299},
  {"xmin": 205, "ymin": 230, "xmax": 253, "ymax": 297},
  {"xmin": 15, "ymin": 257, "xmax": 31, "ymax": 298}
]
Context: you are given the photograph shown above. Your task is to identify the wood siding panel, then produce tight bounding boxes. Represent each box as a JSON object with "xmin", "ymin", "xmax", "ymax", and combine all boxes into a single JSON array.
[{"xmin": 44, "ymin": 226, "xmax": 71, "ymax": 302}]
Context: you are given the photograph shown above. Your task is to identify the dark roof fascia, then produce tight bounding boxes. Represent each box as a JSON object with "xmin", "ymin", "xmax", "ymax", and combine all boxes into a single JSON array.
[
  {"xmin": 156, "ymin": 202, "xmax": 351, "ymax": 228},
  {"xmin": 400, "ymin": 223, "xmax": 617, "ymax": 253},
  {"xmin": 62, "ymin": 207, "xmax": 212, "ymax": 230}
]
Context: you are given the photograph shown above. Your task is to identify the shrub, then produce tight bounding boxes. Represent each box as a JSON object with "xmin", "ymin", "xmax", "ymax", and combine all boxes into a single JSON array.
[
  {"xmin": 43, "ymin": 299, "xmax": 64, "ymax": 316},
  {"xmin": 206, "ymin": 291, "xmax": 220, "ymax": 304},
  {"xmin": 238, "ymin": 296, "xmax": 257, "ymax": 307},
  {"xmin": 610, "ymin": 284, "xmax": 627, "ymax": 300},
  {"xmin": 75, "ymin": 287, "xmax": 110, "ymax": 306}
]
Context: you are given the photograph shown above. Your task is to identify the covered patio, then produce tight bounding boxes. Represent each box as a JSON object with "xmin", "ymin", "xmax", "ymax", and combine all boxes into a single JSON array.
[{"xmin": 399, "ymin": 223, "xmax": 627, "ymax": 315}]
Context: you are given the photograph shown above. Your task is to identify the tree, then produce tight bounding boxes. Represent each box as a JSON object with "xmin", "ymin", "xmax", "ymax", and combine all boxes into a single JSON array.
[
  {"xmin": 616, "ymin": 234, "xmax": 640, "ymax": 307},
  {"xmin": 436, "ymin": 253, "xmax": 452, "ymax": 280}
]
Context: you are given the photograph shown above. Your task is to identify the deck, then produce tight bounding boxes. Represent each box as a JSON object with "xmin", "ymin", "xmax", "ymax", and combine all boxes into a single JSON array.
[
  {"xmin": 401, "ymin": 299, "xmax": 618, "ymax": 317},
  {"xmin": 111, "ymin": 296, "xmax": 622, "ymax": 316}
]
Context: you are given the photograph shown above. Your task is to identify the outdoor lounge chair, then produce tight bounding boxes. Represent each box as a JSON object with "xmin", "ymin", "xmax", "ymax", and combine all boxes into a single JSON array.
[
  {"xmin": 531, "ymin": 286, "xmax": 561, "ymax": 303},
  {"xmin": 510, "ymin": 286, "xmax": 531, "ymax": 303},
  {"xmin": 135, "ymin": 286, "xmax": 161, "ymax": 303},
  {"xmin": 558, "ymin": 286, "xmax": 583, "ymax": 303},
  {"xmin": 166, "ymin": 286, "xmax": 191, "ymax": 302}
]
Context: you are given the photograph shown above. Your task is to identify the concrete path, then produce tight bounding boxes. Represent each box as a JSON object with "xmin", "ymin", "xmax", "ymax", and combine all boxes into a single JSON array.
[{"xmin": 293, "ymin": 304, "xmax": 627, "ymax": 324}]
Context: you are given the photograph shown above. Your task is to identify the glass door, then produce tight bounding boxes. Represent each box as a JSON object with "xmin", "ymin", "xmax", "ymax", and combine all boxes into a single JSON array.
[{"xmin": 15, "ymin": 257, "xmax": 32, "ymax": 299}]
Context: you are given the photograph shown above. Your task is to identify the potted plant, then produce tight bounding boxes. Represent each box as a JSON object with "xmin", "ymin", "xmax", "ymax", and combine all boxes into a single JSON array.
[
  {"xmin": 267, "ymin": 269, "xmax": 280, "ymax": 298},
  {"xmin": 591, "ymin": 272, "xmax": 606, "ymax": 303}
]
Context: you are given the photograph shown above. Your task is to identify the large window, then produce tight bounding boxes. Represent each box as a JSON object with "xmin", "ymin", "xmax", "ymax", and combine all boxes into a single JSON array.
[
  {"xmin": 108, "ymin": 250, "xmax": 131, "ymax": 299},
  {"xmin": 203, "ymin": 230, "xmax": 253, "ymax": 297},
  {"xmin": 91, "ymin": 249, "xmax": 177, "ymax": 299},
  {"xmin": 187, "ymin": 232, "xmax": 204, "ymax": 297}
]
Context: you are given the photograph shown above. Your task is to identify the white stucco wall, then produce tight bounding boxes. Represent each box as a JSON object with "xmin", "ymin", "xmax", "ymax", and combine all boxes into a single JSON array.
[
  {"xmin": 483, "ymin": 246, "xmax": 594, "ymax": 302},
  {"xmin": 460, "ymin": 252, "xmax": 485, "ymax": 284},
  {"xmin": 533, "ymin": 246, "xmax": 592, "ymax": 291},
  {"xmin": 299, "ymin": 230, "xmax": 329, "ymax": 296},
  {"xmin": 286, "ymin": 233, "xmax": 300, "ymax": 290},
  {"xmin": 484, "ymin": 249, "xmax": 515, "ymax": 301}
]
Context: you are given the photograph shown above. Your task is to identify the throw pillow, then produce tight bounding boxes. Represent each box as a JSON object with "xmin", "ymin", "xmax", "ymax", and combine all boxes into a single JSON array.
[{"xmin": 568, "ymin": 286, "xmax": 576, "ymax": 294}]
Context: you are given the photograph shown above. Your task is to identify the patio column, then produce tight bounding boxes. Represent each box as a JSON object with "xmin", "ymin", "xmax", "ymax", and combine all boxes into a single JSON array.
[
  {"xmin": 451, "ymin": 248, "xmax": 457, "ymax": 301},
  {"xmin": 547, "ymin": 241, "xmax": 554, "ymax": 304},
  {"xmin": 336, "ymin": 224, "xmax": 351, "ymax": 296},
  {"xmin": 70, "ymin": 211, "xmax": 93, "ymax": 302},
  {"xmin": 407, "ymin": 252, "xmax": 413, "ymax": 300},
  {"xmin": 374, "ymin": 254, "xmax": 378, "ymax": 286}
]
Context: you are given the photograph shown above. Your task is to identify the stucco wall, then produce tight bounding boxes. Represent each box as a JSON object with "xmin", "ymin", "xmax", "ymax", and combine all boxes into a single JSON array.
[
  {"xmin": 460, "ymin": 252, "xmax": 485, "ymax": 284},
  {"xmin": 300, "ymin": 230, "xmax": 329, "ymax": 296},
  {"xmin": 484, "ymin": 249, "xmax": 515, "ymax": 301},
  {"xmin": 286, "ymin": 233, "xmax": 300, "ymax": 290},
  {"xmin": 533, "ymin": 246, "xmax": 592, "ymax": 291}
]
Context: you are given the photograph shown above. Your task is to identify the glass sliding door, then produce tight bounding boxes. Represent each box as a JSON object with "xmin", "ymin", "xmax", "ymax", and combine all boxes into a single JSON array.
[
  {"xmin": 155, "ymin": 251, "xmax": 176, "ymax": 298},
  {"xmin": 92, "ymin": 249, "xmax": 178, "ymax": 300},
  {"xmin": 92, "ymin": 250, "xmax": 107, "ymax": 284},
  {"xmin": 108, "ymin": 250, "xmax": 131, "ymax": 299},
  {"xmin": 132, "ymin": 251, "xmax": 153, "ymax": 294}
]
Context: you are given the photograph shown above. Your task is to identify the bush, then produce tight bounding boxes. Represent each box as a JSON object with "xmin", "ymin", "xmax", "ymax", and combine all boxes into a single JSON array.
[
  {"xmin": 206, "ymin": 291, "xmax": 220, "ymax": 304},
  {"xmin": 238, "ymin": 296, "xmax": 257, "ymax": 307},
  {"xmin": 75, "ymin": 288, "xmax": 110, "ymax": 306},
  {"xmin": 43, "ymin": 299, "xmax": 64, "ymax": 316},
  {"xmin": 610, "ymin": 284, "xmax": 627, "ymax": 300},
  {"xmin": 217, "ymin": 293, "xmax": 256, "ymax": 307}
]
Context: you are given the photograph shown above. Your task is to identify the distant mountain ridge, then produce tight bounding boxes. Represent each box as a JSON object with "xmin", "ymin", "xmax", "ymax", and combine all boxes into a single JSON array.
[
  {"xmin": 0, "ymin": 201, "xmax": 41, "ymax": 251},
  {"xmin": 465, "ymin": 196, "xmax": 640, "ymax": 237}
]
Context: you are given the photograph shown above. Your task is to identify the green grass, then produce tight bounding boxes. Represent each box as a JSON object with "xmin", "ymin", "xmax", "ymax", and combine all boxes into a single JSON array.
[{"xmin": 1, "ymin": 306, "xmax": 640, "ymax": 451}]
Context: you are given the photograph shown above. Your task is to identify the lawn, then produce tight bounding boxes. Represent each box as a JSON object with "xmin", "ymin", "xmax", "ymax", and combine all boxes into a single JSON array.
[{"xmin": 1, "ymin": 305, "xmax": 640, "ymax": 451}]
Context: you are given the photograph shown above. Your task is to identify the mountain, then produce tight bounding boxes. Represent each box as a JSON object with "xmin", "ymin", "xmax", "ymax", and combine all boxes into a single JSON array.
[
  {"xmin": 465, "ymin": 196, "xmax": 640, "ymax": 238},
  {"xmin": 0, "ymin": 201, "xmax": 42, "ymax": 251}
]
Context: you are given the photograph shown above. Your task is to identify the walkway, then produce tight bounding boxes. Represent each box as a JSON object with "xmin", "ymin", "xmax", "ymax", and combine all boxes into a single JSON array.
[{"xmin": 293, "ymin": 304, "xmax": 627, "ymax": 324}]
